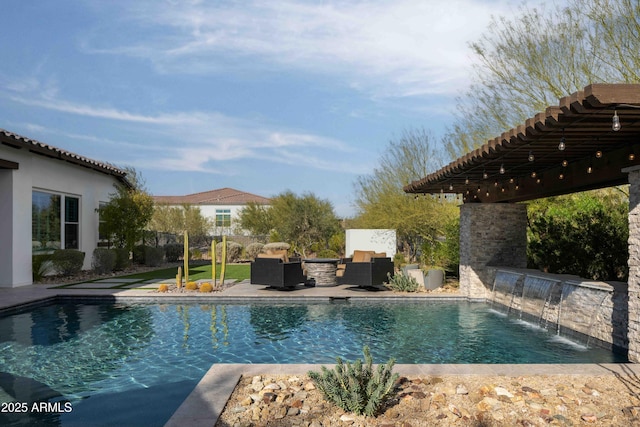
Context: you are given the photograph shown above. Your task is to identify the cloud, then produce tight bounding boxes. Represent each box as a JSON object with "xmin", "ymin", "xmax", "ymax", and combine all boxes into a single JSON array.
[
  {"xmin": 82, "ymin": 0, "xmax": 520, "ymax": 99},
  {"xmin": 6, "ymin": 84, "xmax": 359, "ymax": 173}
]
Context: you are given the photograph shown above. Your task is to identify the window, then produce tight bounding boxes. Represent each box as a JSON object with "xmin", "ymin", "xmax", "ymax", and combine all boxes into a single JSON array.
[
  {"xmin": 215, "ymin": 209, "xmax": 231, "ymax": 227},
  {"xmin": 32, "ymin": 191, "xmax": 80, "ymax": 252}
]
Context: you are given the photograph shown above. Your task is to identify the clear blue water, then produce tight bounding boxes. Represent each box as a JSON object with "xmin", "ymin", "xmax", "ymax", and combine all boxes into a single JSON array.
[{"xmin": 0, "ymin": 301, "xmax": 626, "ymax": 426}]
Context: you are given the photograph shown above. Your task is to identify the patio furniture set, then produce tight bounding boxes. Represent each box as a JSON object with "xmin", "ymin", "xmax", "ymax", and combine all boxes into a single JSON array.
[{"xmin": 250, "ymin": 249, "xmax": 394, "ymax": 290}]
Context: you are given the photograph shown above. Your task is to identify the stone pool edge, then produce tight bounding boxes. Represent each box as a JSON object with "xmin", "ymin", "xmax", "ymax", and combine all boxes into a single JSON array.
[{"xmin": 165, "ymin": 362, "xmax": 640, "ymax": 427}]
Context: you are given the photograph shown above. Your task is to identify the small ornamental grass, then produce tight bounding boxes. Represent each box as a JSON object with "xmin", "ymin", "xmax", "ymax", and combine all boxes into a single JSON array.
[{"xmin": 308, "ymin": 346, "xmax": 399, "ymax": 417}]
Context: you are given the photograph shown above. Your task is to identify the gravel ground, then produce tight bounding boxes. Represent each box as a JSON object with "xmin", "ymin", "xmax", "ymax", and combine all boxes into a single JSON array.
[{"xmin": 216, "ymin": 373, "xmax": 640, "ymax": 426}]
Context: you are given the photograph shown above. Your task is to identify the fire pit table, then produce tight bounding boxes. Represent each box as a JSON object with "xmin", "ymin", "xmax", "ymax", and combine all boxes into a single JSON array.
[{"xmin": 303, "ymin": 258, "xmax": 340, "ymax": 287}]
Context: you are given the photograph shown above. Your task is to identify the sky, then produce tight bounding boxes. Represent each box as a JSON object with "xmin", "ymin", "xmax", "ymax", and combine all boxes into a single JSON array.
[{"xmin": 0, "ymin": 0, "xmax": 546, "ymax": 217}]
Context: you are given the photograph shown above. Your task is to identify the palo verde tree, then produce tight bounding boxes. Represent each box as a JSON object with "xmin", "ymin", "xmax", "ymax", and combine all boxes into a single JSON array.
[
  {"xmin": 443, "ymin": 0, "xmax": 640, "ymax": 159},
  {"xmin": 239, "ymin": 191, "xmax": 340, "ymax": 256},
  {"xmin": 149, "ymin": 204, "xmax": 212, "ymax": 246},
  {"xmin": 352, "ymin": 128, "xmax": 458, "ymax": 263},
  {"xmin": 98, "ymin": 168, "xmax": 154, "ymax": 253}
]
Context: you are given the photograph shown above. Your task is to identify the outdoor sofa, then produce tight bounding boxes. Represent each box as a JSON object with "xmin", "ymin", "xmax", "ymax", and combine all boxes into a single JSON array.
[
  {"xmin": 250, "ymin": 251, "xmax": 306, "ymax": 289},
  {"xmin": 336, "ymin": 250, "xmax": 394, "ymax": 289}
]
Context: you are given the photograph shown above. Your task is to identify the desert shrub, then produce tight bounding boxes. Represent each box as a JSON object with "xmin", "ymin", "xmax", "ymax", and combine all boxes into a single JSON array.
[
  {"xmin": 393, "ymin": 253, "xmax": 406, "ymax": 270},
  {"xmin": 113, "ymin": 248, "xmax": 131, "ymax": 270},
  {"xmin": 263, "ymin": 242, "xmax": 291, "ymax": 253},
  {"xmin": 185, "ymin": 281, "xmax": 198, "ymax": 290},
  {"xmin": 246, "ymin": 242, "xmax": 265, "ymax": 260},
  {"xmin": 145, "ymin": 246, "xmax": 164, "ymax": 267},
  {"xmin": 317, "ymin": 249, "xmax": 339, "ymax": 258},
  {"xmin": 92, "ymin": 248, "xmax": 116, "ymax": 274},
  {"xmin": 199, "ymin": 282, "xmax": 213, "ymax": 293},
  {"xmin": 132, "ymin": 245, "xmax": 149, "ymax": 264},
  {"xmin": 164, "ymin": 243, "xmax": 183, "ymax": 262},
  {"xmin": 51, "ymin": 249, "xmax": 85, "ymax": 276},
  {"xmin": 32, "ymin": 253, "xmax": 54, "ymax": 281},
  {"xmin": 216, "ymin": 241, "xmax": 243, "ymax": 263},
  {"xmin": 308, "ymin": 346, "xmax": 398, "ymax": 417},
  {"xmin": 192, "ymin": 248, "xmax": 202, "ymax": 260},
  {"xmin": 387, "ymin": 273, "xmax": 419, "ymax": 292},
  {"xmin": 158, "ymin": 284, "xmax": 169, "ymax": 292}
]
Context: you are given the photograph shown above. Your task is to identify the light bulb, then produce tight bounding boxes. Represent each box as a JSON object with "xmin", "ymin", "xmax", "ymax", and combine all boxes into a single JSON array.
[
  {"xmin": 499, "ymin": 163, "xmax": 505, "ymax": 174},
  {"xmin": 587, "ymin": 164, "xmax": 593, "ymax": 174},
  {"xmin": 558, "ymin": 137, "xmax": 566, "ymax": 151},
  {"xmin": 465, "ymin": 176, "xmax": 469, "ymax": 185},
  {"xmin": 485, "ymin": 190, "xmax": 489, "ymax": 197},
  {"xmin": 559, "ymin": 173, "xmax": 564, "ymax": 180},
  {"xmin": 483, "ymin": 170, "xmax": 488, "ymax": 179},
  {"xmin": 536, "ymin": 178, "xmax": 541, "ymax": 184},
  {"xmin": 595, "ymin": 150, "xmax": 603, "ymax": 158},
  {"xmin": 613, "ymin": 110, "xmax": 621, "ymax": 131},
  {"xmin": 494, "ymin": 181, "xmax": 498, "ymax": 187},
  {"xmin": 509, "ymin": 177, "xmax": 514, "ymax": 184},
  {"xmin": 531, "ymin": 171, "xmax": 537, "ymax": 178},
  {"xmin": 528, "ymin": 151, "xmax": 535, "ymax": 162},
  {"xmin": 562, "ymin": 159, "xmax": 569, "ymax": 167},
  {"xmin": 630, "ymin": 152, "xmax": 636, "ymax": 161},
  {"xmin": 449, "ymin": 183, "xmax": 453, "ymax": 191}
]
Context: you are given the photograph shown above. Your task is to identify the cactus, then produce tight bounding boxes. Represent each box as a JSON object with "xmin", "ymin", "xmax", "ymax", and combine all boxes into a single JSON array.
[
  {"xmin": 158, "ymin": 283, "xmax": 169, "ymax": 293},
  {"xmin": 200, "ymin": 282, "xmax": 213, "ymax": 293},
  {"xmin": 185, "ymin": 281, "xmax": 198, "ymax": 290},
  {"xmin": 308, "ymin": 346, "xmax": 399, "ymax": 417},
  {"xmin": 176, "ymin": 266, "xmax": 182, "ymax": 289},
  {"xmin": 212, "ymin": 239, "xmax": 217, "ymax": 287},
  {"xmin": 183, "ymin": 230, "xmax": 189, "ymax": 284},
  {"xmin": 219, "ymin": 235, "xmax": 227, "ymax": 286}
]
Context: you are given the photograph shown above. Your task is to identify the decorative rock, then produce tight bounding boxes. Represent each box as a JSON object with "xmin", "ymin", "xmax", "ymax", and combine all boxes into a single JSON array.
[
  {"xmin": 251, "ymin": 382, "xmax": 264, "ymax": 392},
  {"xmin": 581, "ymin": 413, "xmax": 598, "ymax": 423},
  {"xmin": 273, "ymin": 406, "xmax": 287, "ymax": 419},
  {"xmin": 240, "ymin": 396, "xmax": 253, "ymax": 406},
  {"xmin": 262, "ymin": 392, "xmax": 276, "ymax": 403},
  {"xmin": 231, "ymin": 406, "xmax": 246, "ymax": 414},
  {"xmin": 521, "ymin": 386, "xmax": 539, "ymax": 393},
  {"xmin": 456, "ymin": 384, "xmax": 469, "ymax": 395},
  {"xmin": 290, "ymin": 399, "xmax": 303, "ymax": 408},
  {"xmin": 477, "ymin": 397, "xmax": 500, "ymax": 412},
  {"xmin": 264, "ymin": 383, "xmax": 281, "ymax": 390},
  {"xmin": 410, "ymin": 391, "xmax": 427, "ymax": 399},
  {"xmin": 304, "ymin": 382, "xmax": 316, "ymax": 391},
  {"xmin": 448, "ymin": 403, "xmax": 462, "ymax": 418},
  {"xmin": 494, "ymin": 386, "xmax": 513, "ymax": 398},
  {"xmin": 287, "ymin": 407, "xmax": 300, "ymax": 416},
  {"xmin": 340, "ymin": 414, "xmax": 356, "ymax": 422},
  {"xmin": 251, "ymin": 375, "xmax": 262, "ymax": 384},
  {"xmin": 309, "ymin": 421, "xmax": 322, "ymax": 427}
]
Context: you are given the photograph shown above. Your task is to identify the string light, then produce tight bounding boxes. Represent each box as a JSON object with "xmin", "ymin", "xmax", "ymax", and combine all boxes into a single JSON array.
[
  {"xmin": 612, "ymin": 110, "xmax": 621, "ymax": 131},
  {"xmin": 562, "ymin": 159, "xmax": 569, "ymax": 167},
  {"xmin": 499, "ymin": 163, "xmax": 505, "ymax": 174},
  {"xmin": 531, "ymin": 171, "xmax": 537, "ymax": 178},
  {"xmin": 595, "ymin": 150, "xmax": 603, "ymax": 158},
  {"xmin": 558, "ymin": 128, "xmax": 566, "ymax": 151},
  {"xmin": 449, "ymin": 183, "xmax": 453, "ymax": 191},
  {"xmin": 528, "ymin": 151, "xmax": 535, "ymax": 162},
  {"xmin": 465, "ymin": 176, "xmax": 469, "ymax": 185},
  {"xmin": 587, "ymin": 163, "xmax": 593, "ymax": 174},
  {"xmin": 483, "ymin": 169, "xmax": 488, "ymax": 179},
  {"xmin": 559, "ymin": 173, "xmax": 564, "ymax": 180}
]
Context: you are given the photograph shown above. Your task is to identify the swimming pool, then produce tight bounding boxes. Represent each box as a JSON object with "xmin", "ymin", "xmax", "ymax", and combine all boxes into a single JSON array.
[{"xmin": 0, "ymin": 300, "xmax": 626, "ymax": 426}]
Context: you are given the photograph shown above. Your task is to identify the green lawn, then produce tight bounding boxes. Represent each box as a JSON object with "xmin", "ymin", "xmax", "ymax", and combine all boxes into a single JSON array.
[{"xmin": 116, "ymin": 263, "xmax": 250, "ymax": 281}]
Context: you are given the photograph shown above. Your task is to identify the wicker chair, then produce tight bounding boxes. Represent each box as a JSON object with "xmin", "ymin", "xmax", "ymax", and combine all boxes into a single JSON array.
[
  {"xmin": 250, "ymin": 252, "xmax": 306, "ymax": 289},
  {"xmin": 336, "ymin": 250, "xmax": 394, "ymax": 289}
]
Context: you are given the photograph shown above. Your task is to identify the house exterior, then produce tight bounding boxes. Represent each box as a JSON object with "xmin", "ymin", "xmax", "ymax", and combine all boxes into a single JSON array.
[
  {"xmin": 0, "ymin": 129, "xmax": 128, "ymax": 287},
  {"xmin": 152, "ymin": 188, "xmax": 271, "ymax": 236}
]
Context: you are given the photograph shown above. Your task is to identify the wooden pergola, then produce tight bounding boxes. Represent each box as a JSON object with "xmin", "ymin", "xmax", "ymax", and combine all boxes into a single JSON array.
[{"xmin": 404, "ymin": 84, "xmax": 640, "ymax": 202}]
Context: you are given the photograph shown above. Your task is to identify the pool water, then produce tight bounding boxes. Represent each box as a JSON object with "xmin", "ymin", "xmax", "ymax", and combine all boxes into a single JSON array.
[{"xmin": 0, "ymin": 301, "xmax": 626, "ymax": 426}]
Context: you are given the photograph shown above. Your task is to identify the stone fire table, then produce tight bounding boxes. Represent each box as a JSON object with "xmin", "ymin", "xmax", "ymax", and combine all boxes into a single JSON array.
[{"xmin": 303, "ymin": 258, "xmax": 340, "ymax": 287}]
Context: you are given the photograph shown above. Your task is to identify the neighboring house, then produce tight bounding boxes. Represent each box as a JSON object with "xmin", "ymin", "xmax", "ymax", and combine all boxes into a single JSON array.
[
  {"xmin": 152, "ymin": 188, "xmax": 271, "ymax": 236},
  {"xmin": 0, "ymin": 129, "xmax": 129, "ymax": 287}
]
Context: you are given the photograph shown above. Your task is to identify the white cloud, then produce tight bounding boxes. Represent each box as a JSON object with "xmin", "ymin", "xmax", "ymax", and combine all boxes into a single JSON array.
[
  {"xmin": 6, "ymin": 85, "xmax": 360, "ymax": 173},
  {"xmin": 83, "ymin": 0, "xmax": 522, "ymax": 99}
]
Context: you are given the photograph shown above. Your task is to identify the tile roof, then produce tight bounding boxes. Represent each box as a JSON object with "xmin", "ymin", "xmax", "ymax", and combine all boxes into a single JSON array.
[
  {"xmin": 153, "ymin": 187, "xmax": 271, "ymax": 206},
  {"xmin": 0, "ymin": 128, "xmax": 129, "ymax": 184}
]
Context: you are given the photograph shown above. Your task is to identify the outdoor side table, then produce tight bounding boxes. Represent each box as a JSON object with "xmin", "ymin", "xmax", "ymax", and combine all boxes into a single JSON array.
[{"xmin": 303, "ymin": 258, "xmax": 340, "ymax": 287}]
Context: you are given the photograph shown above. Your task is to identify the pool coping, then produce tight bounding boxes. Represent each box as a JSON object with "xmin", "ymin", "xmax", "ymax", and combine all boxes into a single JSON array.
[{"xmin": 0, "ymin": 282, "xmax": 637, "ymax": 426}]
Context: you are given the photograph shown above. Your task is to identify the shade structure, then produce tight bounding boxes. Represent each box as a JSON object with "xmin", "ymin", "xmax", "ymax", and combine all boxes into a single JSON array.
[{"xmin": 404, "ymin": 84, "xmax": 640, "ymax": 203}]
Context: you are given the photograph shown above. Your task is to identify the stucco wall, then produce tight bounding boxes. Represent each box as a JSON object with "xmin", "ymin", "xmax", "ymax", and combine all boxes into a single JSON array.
[
  {"xmin": 0, "ymin": 145, "xmax": 120, "ymax": 287},
  {"xmin": 345, "ymin": 229, "xmax": 397, "ymax": 258}
]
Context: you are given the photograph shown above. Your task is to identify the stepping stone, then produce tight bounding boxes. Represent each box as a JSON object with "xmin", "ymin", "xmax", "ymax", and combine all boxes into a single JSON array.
[
  {"xmin": 65, "ymin": 282, "xmax": 123, "ymax": 289},
  {"xmin": 93, "ymin": 278, "xmax": 140, "ymax": 283}
]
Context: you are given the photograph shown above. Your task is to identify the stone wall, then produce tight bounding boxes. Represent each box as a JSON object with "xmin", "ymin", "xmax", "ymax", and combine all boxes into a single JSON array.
[
  {"xmin": 626, "ymin": 166, "xmax": 640, "ymax": 362},
  {"xmin": 459, "ymin": 203, "xmax": 528, "ymax": 300},
  {"xmin": 491, "ymin": 268, "xmax": 628, "ymax": 353}
]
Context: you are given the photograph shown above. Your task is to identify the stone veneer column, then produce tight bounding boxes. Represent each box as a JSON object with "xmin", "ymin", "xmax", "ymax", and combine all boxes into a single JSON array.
[
  {"xmin": 625, "ymin": 166, "xmax": 640, "ymax": 362},
  {"xmin": 459, "ymin": 203, "xmax": 528, "ymax": 299}
]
